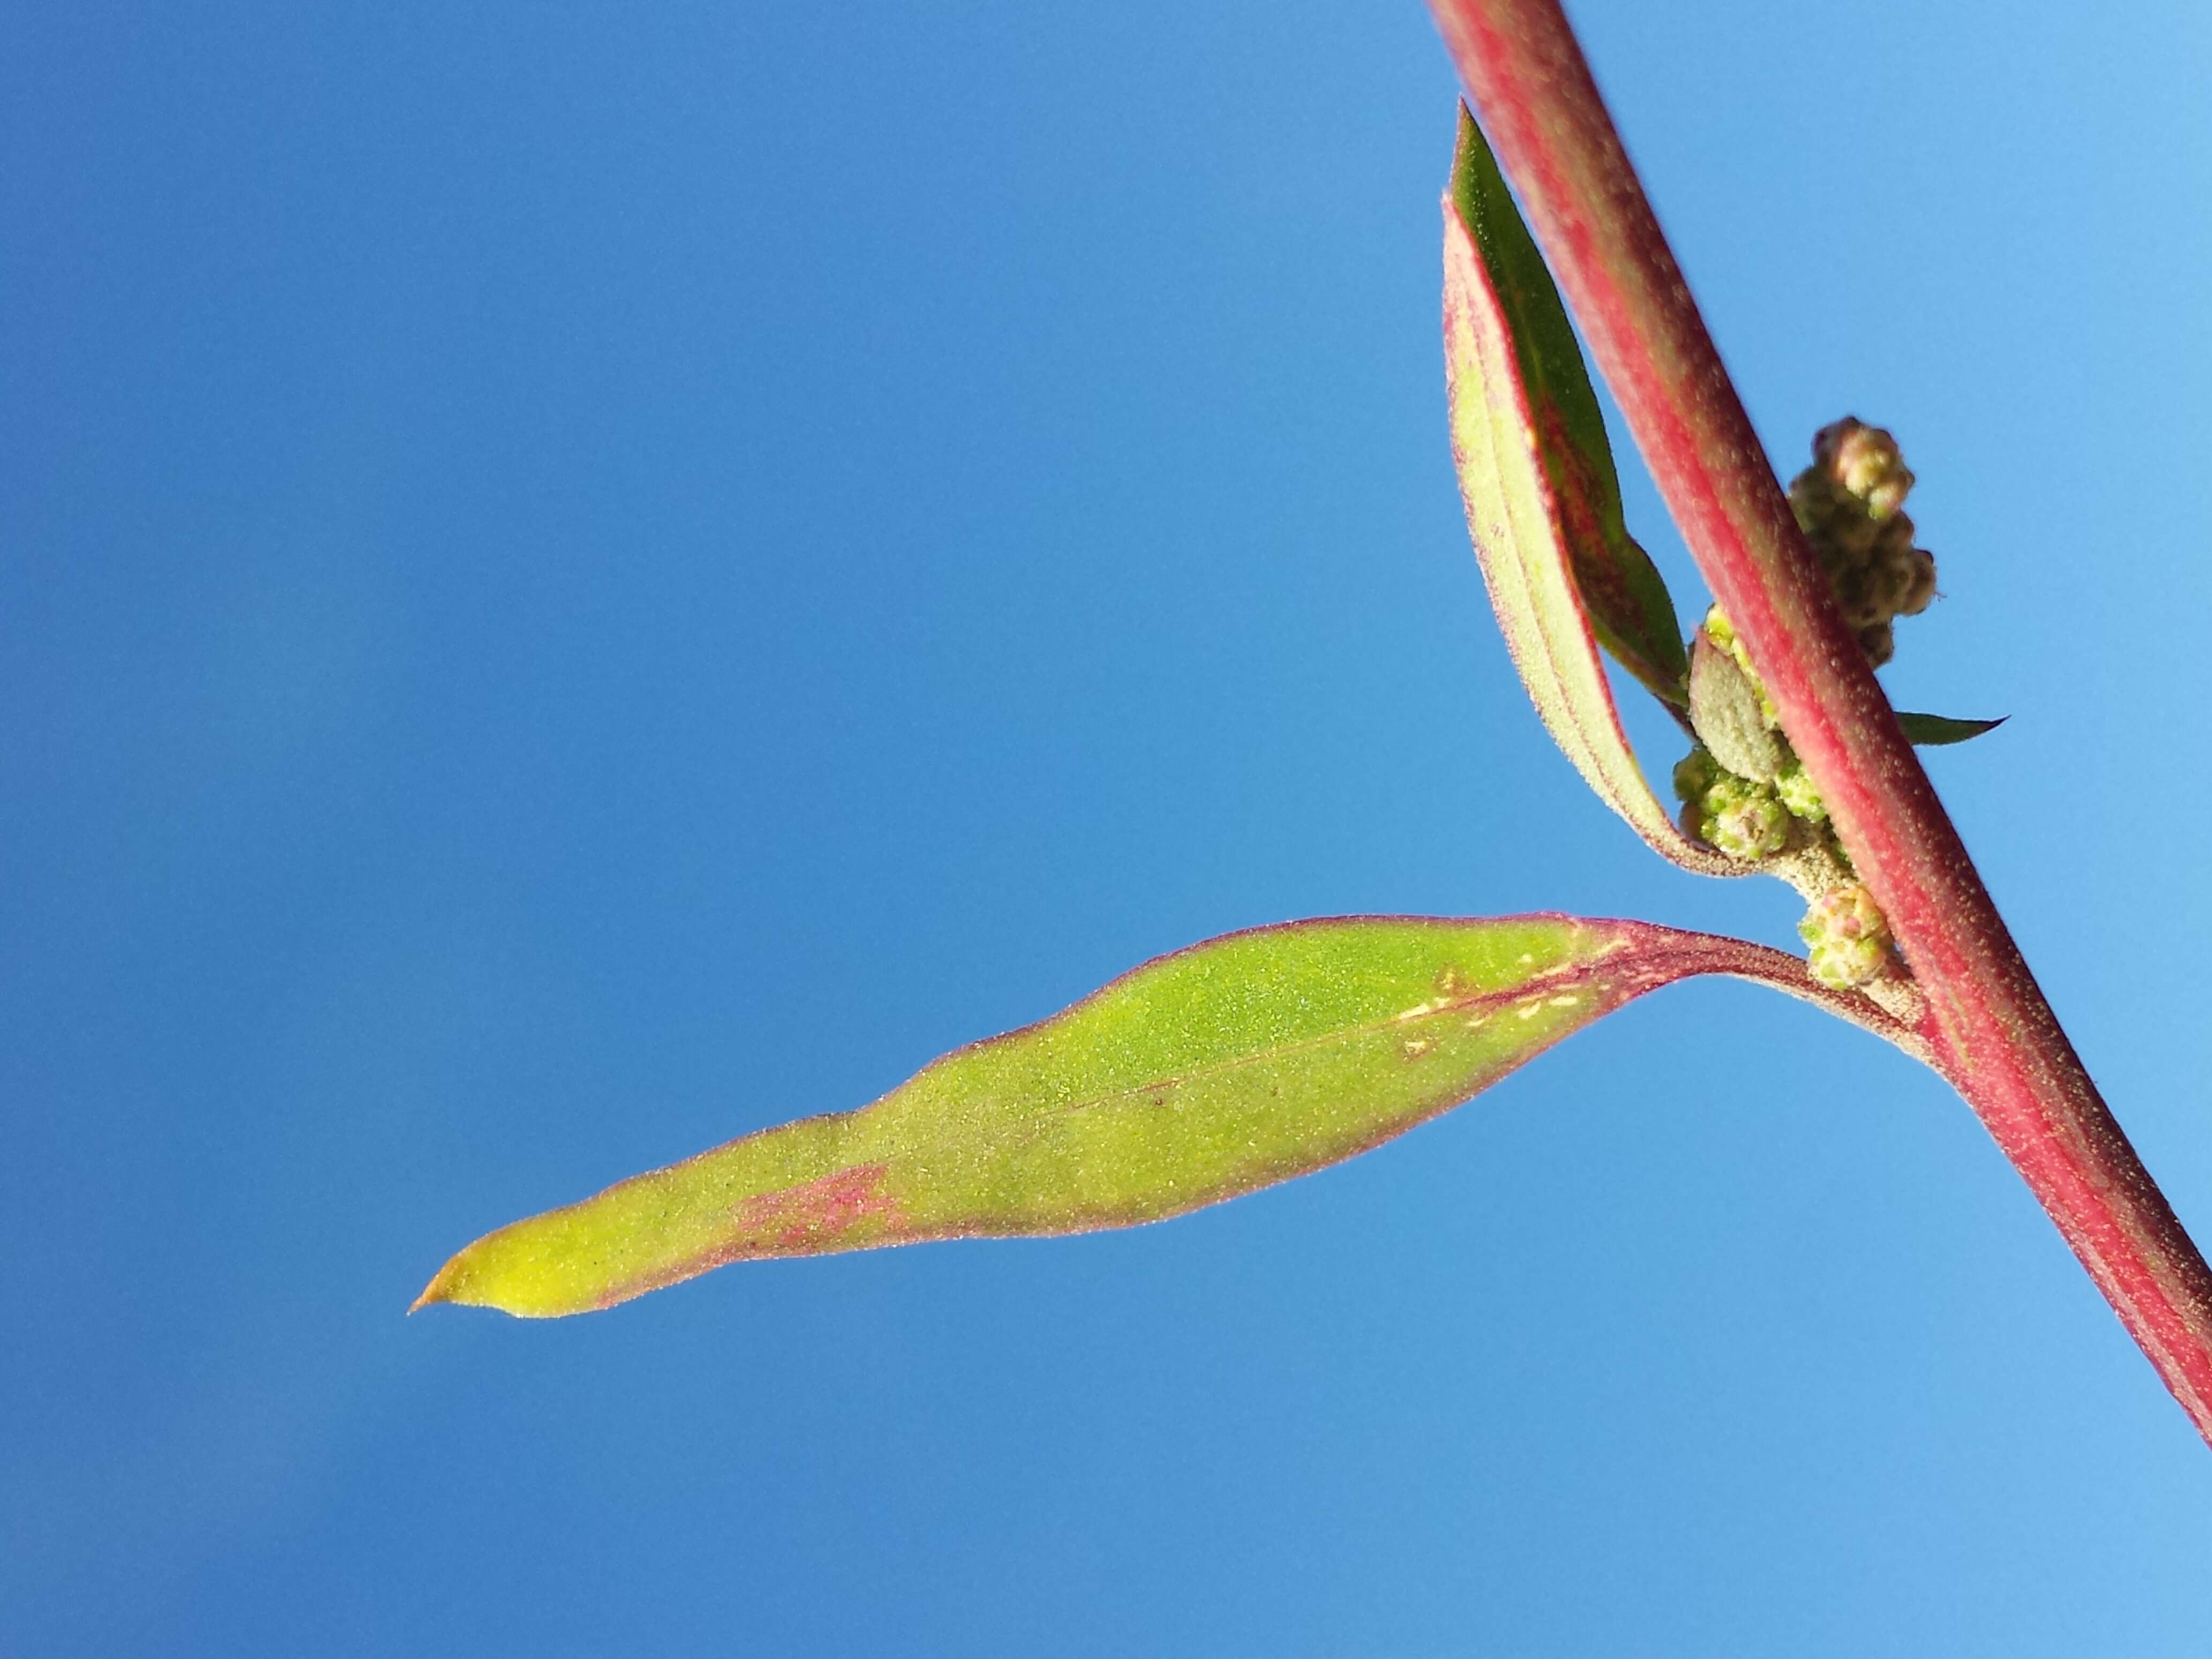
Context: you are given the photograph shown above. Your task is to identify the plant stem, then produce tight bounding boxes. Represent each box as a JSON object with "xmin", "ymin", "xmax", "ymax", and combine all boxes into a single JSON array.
[{"xmin": 1427, "ymin": 0, "xmax": 2212, "ymax": 1445}]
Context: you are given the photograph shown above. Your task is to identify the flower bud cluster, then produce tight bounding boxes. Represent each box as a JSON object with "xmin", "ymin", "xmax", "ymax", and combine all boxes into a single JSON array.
[
  {"xmin": 1665, "ymin": 416, "xmax": 1939, "ymax": 993},
  {"xmin": 1676, "ymin": 608, "xmax": 1897, "ymax": 989},
  {"xmin": 1672, "ymin": 740, "xmax": 1819, "ymax": 862},
  {"xmin": 1691, "ymin": 768, "xmax": 1789, "ymax": 860},
  {"xmin": 1787, "ymin": 418, "xmax": 1936, "ymax": 666},
  {"xmin": 1797, "ymin": 883, "xmax": 1894, "ymax": 990},
  {"xmin": 1676, "ymin": 737, "xmax": 1901, "ymax": 988},
  {"xmin": 1774, "ymin": 758, "xmax": 1827, "ymax": 825}
]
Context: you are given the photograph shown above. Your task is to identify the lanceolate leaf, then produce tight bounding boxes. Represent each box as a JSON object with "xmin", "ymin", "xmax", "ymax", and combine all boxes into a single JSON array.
[
  {"xmin": 1443, "ymin": 134, "xmax": 1731, "ymax": 876},
  {"xmin": 1448, "ymin": 104, "xmax": 1686, "ymax": 711},
  {"xmin": 1897, "ymin": 711, "xmax": 2005, "ymax": 746},
  {"xmin": 416, "ymin": 915, "xmax": 1920, "ymax": 1318}
]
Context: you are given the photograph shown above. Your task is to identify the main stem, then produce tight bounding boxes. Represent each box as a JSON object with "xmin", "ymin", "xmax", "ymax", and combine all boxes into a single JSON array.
[{"xmin": 1428, "ymin": 0, "xmax": 2212, "ymax": 1444}]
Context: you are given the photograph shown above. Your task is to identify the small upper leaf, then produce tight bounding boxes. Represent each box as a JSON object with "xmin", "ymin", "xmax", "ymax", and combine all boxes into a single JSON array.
[
  {"xmin": 1448, "ymin": 104, "xmax": 1687, "ymax": 710},
  {"xmin": 1443, "ymin": 116, "xmax": 1730, "ymax": 876},
  {"xmin": 1897, "ymin": 711, "xmax": 2005, "ymax": 746},
  {"xmin": 415, "ymin": 915, "xmax": 1906, "ymax": 1318},
  {"xmin": 1688, "ymin": 625, "xmax": 1782, "ymax": 782}
]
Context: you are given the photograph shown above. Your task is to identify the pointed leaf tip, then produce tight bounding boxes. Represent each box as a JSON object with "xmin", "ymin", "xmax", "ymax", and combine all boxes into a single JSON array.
[
  {"xmin": 1897, "ymin": 711, "xmax": 2005, "ymax": 746},
  {"xmin": 408, "ymin": 1262, "xmax": 464, "ymax": 1315},
  {"xmin": 417, "ymin": 914, "xmax": 1923, "ymax": 1318}
]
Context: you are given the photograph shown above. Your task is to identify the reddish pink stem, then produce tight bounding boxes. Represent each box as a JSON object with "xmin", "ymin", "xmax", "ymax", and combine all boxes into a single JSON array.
[{"xmin": 1428, "ymin": 0, "xmax": 2212, "ymax": 1443}]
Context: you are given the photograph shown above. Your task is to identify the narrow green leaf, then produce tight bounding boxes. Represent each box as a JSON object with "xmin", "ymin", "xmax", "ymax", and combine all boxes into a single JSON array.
[
  {"xmin": 1448, "ymin": 104, "xmax": 1687, "ymax": 710},
  {"xmin": 416, "ymin": 915, "xmax": 1916, "ymax": 1318},
  {"xmin": 1897, "ymin": 711, "xmax": 2005, "ymax": 746},
  {"xmin": 1443, "ymin": 129, "xmax": 1730, "ymax": 877}
]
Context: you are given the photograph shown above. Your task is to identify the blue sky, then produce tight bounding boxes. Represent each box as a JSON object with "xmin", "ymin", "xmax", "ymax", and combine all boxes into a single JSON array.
[{"xmin": 5, "ymin": 1, "xmax": 2210, "ymax": 1652}]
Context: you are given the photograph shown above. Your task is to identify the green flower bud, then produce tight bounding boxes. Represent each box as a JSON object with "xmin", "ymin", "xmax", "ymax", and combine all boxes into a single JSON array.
[
  {"xmin": 1798, "ymin": 882, "xmax": 1893, "ymax": 989},
  {"xmin": 1699, "ymin": 773, "xmax": 1789, "ymax": 861},
  {"xmin": 1775, "ymin": 758, "xmax": 1827, "ymax": 823},
  {"xmin": 1672, "ymin": 745, "xmax": 1722, "ymax": 805}
]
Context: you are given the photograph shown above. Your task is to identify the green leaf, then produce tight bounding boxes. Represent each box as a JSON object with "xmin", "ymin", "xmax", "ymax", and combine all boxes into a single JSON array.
[
  {"xmin": 1443, "ymin": 120, "xmax": 1730, "ymax": 877},
  {"xmin": 1897, "ymin": 711, "xmax": 2005, "ymax": 746},
  {"xmin": 1447, "ymin": 104, "xmax": 1687, "ymax": 711},
  {"xmin": 415, "ymin": 915, "xmax": 1916, "ymax": 1318},
  {"xmin": 1688, "ymin": 625, "xmax": 1782, "ymax": 782}
]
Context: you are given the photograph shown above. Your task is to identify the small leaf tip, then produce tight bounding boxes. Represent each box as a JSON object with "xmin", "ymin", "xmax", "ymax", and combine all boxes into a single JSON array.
[
  {"xmin": 408, "ymin": 1266, "xmax": 454, "ymax": 1315},
  {"xmin": 409, "ymin": 1252, "xmax": 504, "ymax": 1316}
]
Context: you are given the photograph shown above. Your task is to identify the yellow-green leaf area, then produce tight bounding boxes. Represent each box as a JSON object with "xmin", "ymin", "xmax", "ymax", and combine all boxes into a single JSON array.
[{"xmin": 417, "ymin": 915, "xmax": 1646, "ymax": 1318}]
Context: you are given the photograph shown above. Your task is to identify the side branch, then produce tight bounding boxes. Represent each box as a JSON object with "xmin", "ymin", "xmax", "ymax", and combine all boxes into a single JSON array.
[{"xmin": 1426, "ymin": 0, "xmax": 2212, "ymax": 1441}]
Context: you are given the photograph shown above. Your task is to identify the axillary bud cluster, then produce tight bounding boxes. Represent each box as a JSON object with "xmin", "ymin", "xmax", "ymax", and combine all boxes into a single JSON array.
[{"xmin": 1673, "ymin": 419, "xmax": 1934, "ymax": 992}]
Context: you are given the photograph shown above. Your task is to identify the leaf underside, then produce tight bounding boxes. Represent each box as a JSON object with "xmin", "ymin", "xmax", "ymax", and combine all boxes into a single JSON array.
[
  {"xmin": 1448, "ymin": 104, "xmax": 1686, "ymax": 711},
  {"xmin": 1443, "ymin": 115, "xmax": 1730, "ymax": 876},
  {"xmin": 416, "ymin": 915, "xmax": 1906, "ymax": 1319}
]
